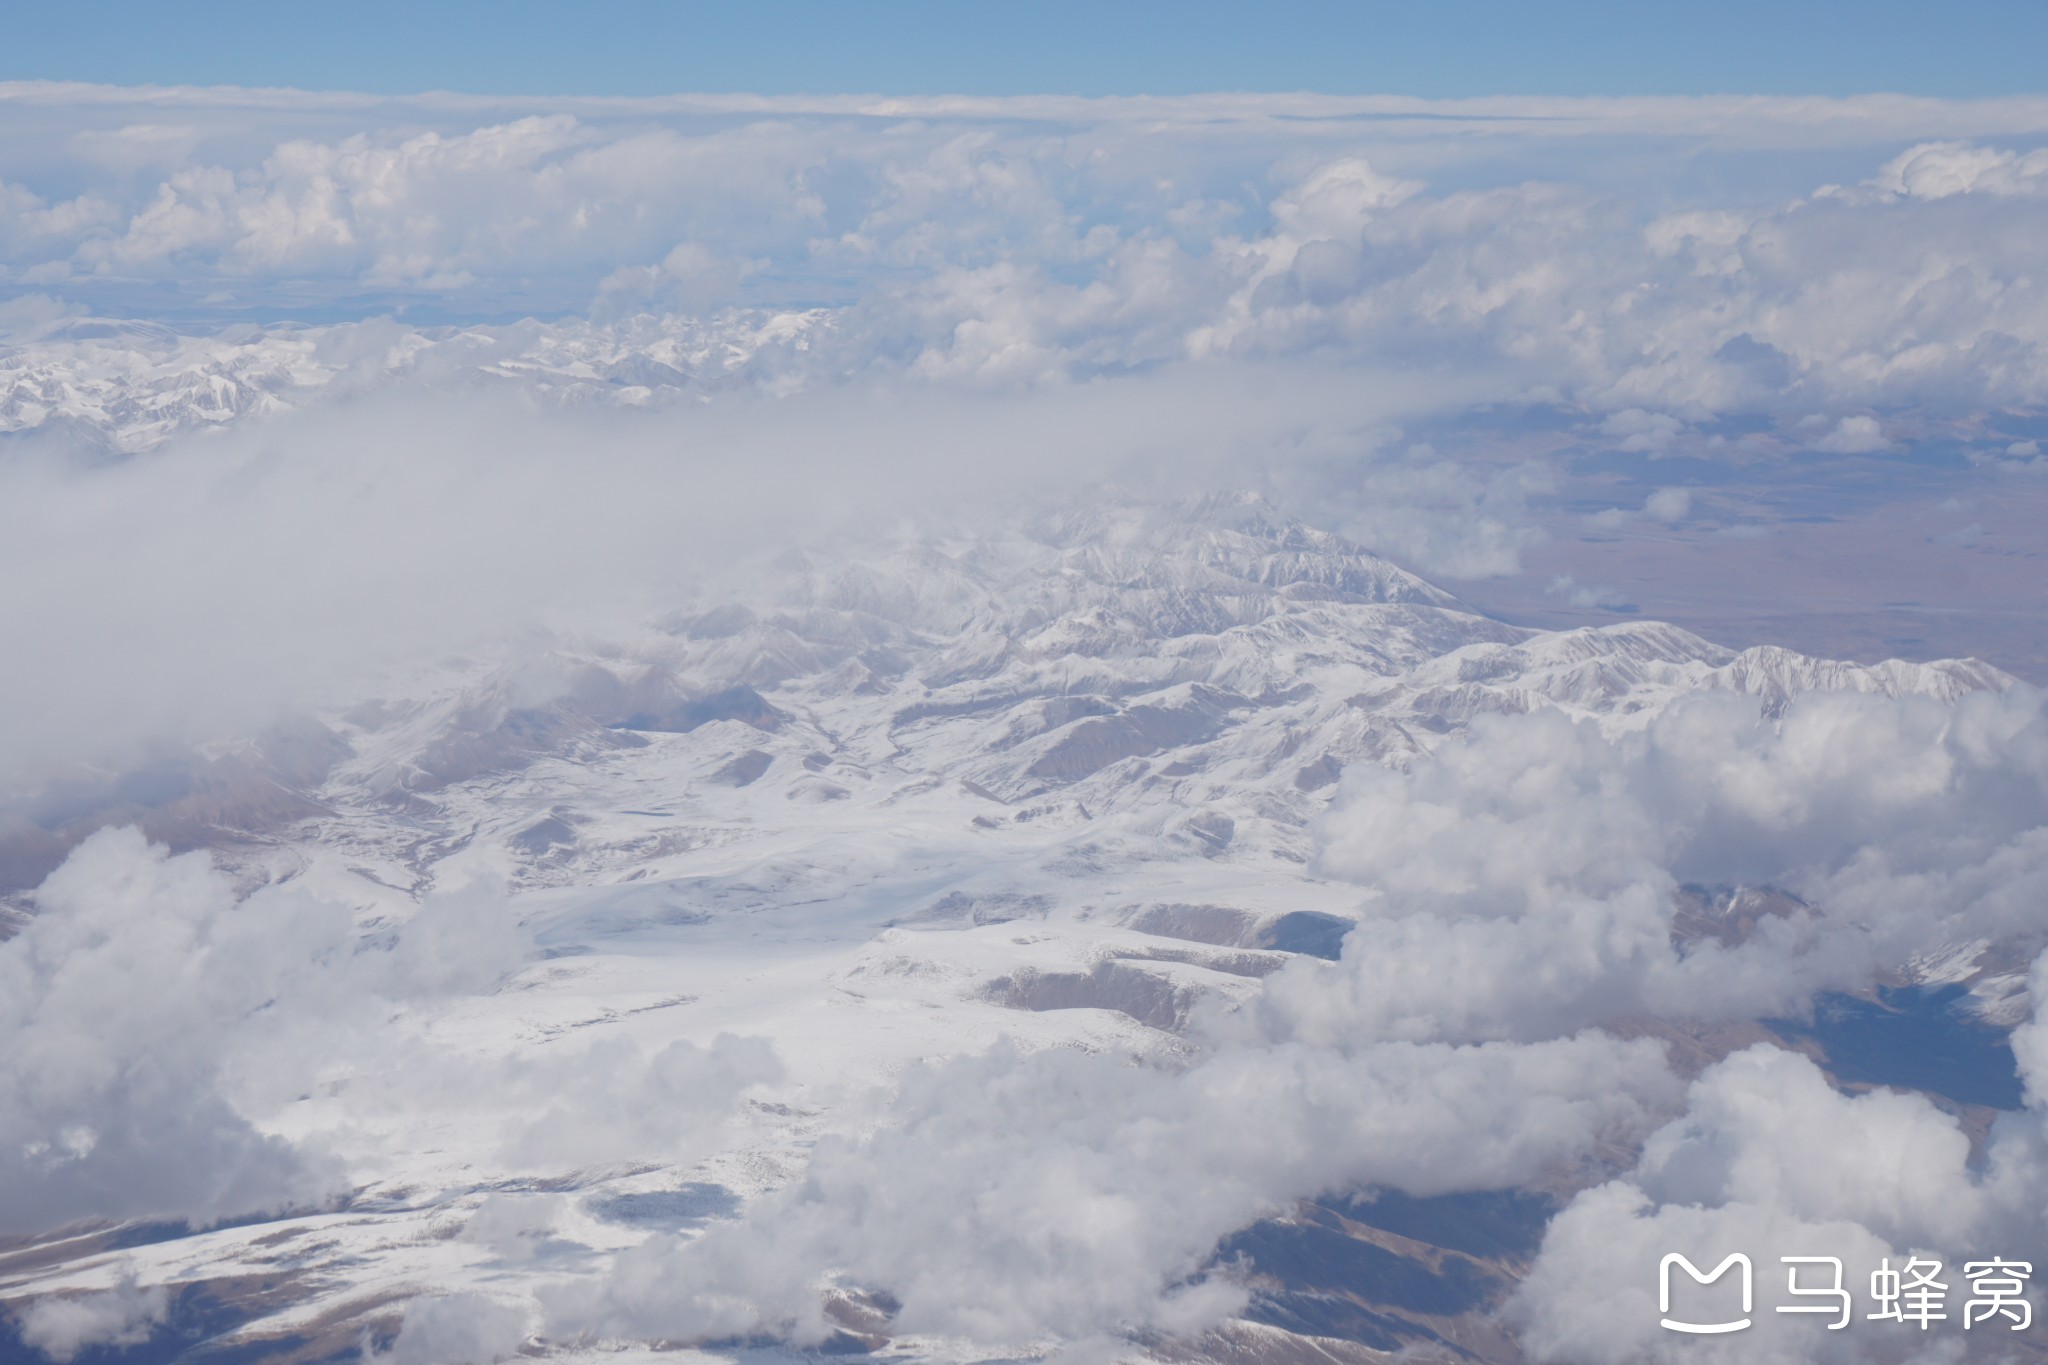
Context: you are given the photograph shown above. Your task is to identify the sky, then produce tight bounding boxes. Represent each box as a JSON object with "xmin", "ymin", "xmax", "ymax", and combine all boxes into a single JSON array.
[{"xmin": 6, "ymin": 0, "xmax": 2048, "ymax": 100}]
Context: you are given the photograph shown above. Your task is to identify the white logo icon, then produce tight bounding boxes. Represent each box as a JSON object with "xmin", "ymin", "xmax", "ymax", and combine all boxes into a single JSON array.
[{"xmin": 1660, "ymin": 1252, "xmax": 1753, "ymax": 1334}]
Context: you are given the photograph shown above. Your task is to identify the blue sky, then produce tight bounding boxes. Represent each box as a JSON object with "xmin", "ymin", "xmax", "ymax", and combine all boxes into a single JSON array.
[{"xmin": 5, "ymin": 0, "xmax": 2047, "ymax": 98}]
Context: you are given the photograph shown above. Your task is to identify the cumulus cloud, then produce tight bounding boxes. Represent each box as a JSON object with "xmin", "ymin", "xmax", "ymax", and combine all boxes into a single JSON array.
[
  {"xmin": 3, "ymin": 90, "xmax": 2047, "ymax": 430},
  {"xmin": 1511, "ymin": 1036, "xmax": 2048, "ymax": 1363},
  {"xmin": 1600, "ymin": 409, "xmax": 1687, "ymax": 454},
  {"xmin": 1267, "ymin": 156, "xmax": 1424, "ymax": 238},
  {"xmin": 0, "ymin": 827, "xmax": 346, "ymax": 1230},
  {"xmin": 592, "ymin": 241, "xmax": 767, "ymax": 319},
  {"xmin": 1630, "ymin": 1046, "xmax": 1999, "ymax": 1249},
  {"xmin": 1547, "ymin": 573, "xmax": 1635, "ymax": 610},
  {"xmin": 374, "ymin": 1293, "xmax": 529, "ymax": 1365},
  {"xmin": 1588, "ymin": 486, "xmax": 1692, "ymax": 529},
  {"xmin": 1813, "ymin": 414, "xmax": 1891, "ymax": 453},
  {"xmin": 0, "ymin": 826, "xmax": 779, "ymax": 1236},
  {"xmin": 552, "ymin": 1032, "xmax": 1673, "ymax": 1347},
  {"xmin": 1250, "ymin": 683, "xmax": 2048, "ymax": 1361},
  {"xmin": 1510, "ymin": 1180, "xmax": 1905, "ymax": 1365},
  {"xmin": 16, "ymin": 1277, "xmax": 169, "ymax": 1363},
  {"xmin": 1871, "ymin": 140, "xmax": 2048, "ymax": 200},
  {"xmin": 1269, "ymin": 686, "xmax": 2048, "ymax": 1048},
  {"xmin": 1643, "ymin": 487, "xmax": 1693, "ymax": 522}
]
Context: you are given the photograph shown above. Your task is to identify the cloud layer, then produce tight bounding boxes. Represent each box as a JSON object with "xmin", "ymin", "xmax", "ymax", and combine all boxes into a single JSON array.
[
  {"xmin": 0, "ymin": 828, "xmax": 776, "ymax": 1237},
  {"xmin": 3, "ymin": 88, "xmax": 2048, "ymax": 429}
]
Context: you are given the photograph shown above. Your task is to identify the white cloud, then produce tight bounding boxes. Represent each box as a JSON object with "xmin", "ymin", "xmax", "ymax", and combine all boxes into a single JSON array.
[
  {"xmin": 1584, "ymin": 486, "xmax": 1693, "ymax": 530},
  {"xmin": 1509, "ymin": 1181, "xmax": 1904, "ymax": 1365},
  {"xmin": 1600, "ymin": 410, "xmax": 1686, "ymax": 454},
  {"xmin": 1, "ymin": 94, "xmax": 2045, "ymax": 432},
  {"xmin": 594, "ymin": 241, "xmax": 766, "ymax": 318},
  {"xmin": 1547, "ymin": 573, "xmax": 1634, "ymax": 610},
  {"xmin": 1266, "ymin": 683, "xmax": 2048, "ymax": 1361},
  {"xmin": 1644, "ymin": 209, "xmax": 1752, "ymax": 276},
  {"xmin": 16, "ymin": 1277, "xmax": 169, "ymax": 1363},
  {"xmin": 1264, "ymin": 684, "xmax": 2048, "ymax": 1047},
  {"xmin": 1813, "ymin": 415, "xmax": 1890, "ymax": 453},
  {"xmin": 0, "ymin": 827, "xmax": 780, "ymax": 1234},
  {"xmin": 1872, "ymin": 140, "xmax": 2048, "ymax": 200},
  {"xmin": 1267, "ymin": 157, "xmax": 1424, "ymax": 240},
  {"xmin": 374, "ymin": 1293, "xmax": 529, "ymax": 1365},
  {"xmin": 1643, "ymin": 487, "xmax": 1693, "ymax": 522},
  {"xmin": 553, "ymin": 1031, "xmax": 1674, "ymax": 1347},
  {"xmin": 1633, "ymin": 1046, "xmax": 1993, "ymax": 1248},
  {"xmin": 0, "ymin": 827, "xmax": 347, "ymax": 1231},
  {"xmin": 1511, "ymin": 1035, "xmax": 2048, "ymax": 1363}
]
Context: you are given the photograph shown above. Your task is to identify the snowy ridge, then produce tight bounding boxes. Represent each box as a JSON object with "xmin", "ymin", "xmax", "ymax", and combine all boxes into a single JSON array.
[
  {"xmin": 2, "ymin": 490, "xmax": 2005, "ymax": 896},
  {"xmin": 0, "ymin": 310, "xmax": 833, "ymax": 452},
  {"xmin": 290, "ymin": 494, "xmax": 2003, "ymax": 895}
]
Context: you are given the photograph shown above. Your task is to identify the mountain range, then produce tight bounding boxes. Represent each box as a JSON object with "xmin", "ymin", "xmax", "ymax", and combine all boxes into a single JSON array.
[{"xmin": 0, "ymin": 486, "xmax": 2029, "ymax": 1364}]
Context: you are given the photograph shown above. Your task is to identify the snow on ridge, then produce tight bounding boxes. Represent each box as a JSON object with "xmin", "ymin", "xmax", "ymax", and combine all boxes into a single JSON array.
[
  {"xmin": 0, "ymin": 309, "xmax": 835, "ymax": 452},
  {"xmin": 1707, "ymin": 643, "xmax": 2010, "ymax": 710},
  {"xmin": 275, "ymin": 496, "xmax": 2020, "ymax": 895},
  {"xmin": 0, "ymin": 492, "xmax": 2010, "ymax": 908}
]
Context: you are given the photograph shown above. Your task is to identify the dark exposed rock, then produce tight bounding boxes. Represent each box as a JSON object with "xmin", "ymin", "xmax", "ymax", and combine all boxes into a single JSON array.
[
  {"xmin": 1671, "ymin": 882, "xmax": 1806, "ymax": 950},
  {"xmin": 616, "ymin": 683, "xmax": 785, "ymax": 734},
  {"xmin": 1293, "ymin": 755, "xmax": 1343, "ymax": 792},
  {"xmin": 1126, "ymin": 902, "xmax": 1261, "ymax": 947},
  {"xmin": 1025, "ymin": 687, "xmax": 1243, "ymax": 783},
  {"xmin": 1218, "ymin": 1201, "xmax": 1523, "ymax": 1358},
  {"xmin": 1256, "ymin": 912, "xmax": 1355, "ymax": 960},
  {"xmin": 891, "ymin": 890, "xmax": 1052, "ymax": 929},
  {"xmin": 1321, "ymin": 1188, "xmax": 1557, "ymax": 1263},
  {"xmin": 709, "ymin": 750, "xmax": 774, "ymax": 787},
  {"xmin": 983, "ymin": 961, "xmax": 1200, "ymax": 1033},
  {"xmin": 512, "ymin": 814, "xmax": 577, "ymax": 855}
]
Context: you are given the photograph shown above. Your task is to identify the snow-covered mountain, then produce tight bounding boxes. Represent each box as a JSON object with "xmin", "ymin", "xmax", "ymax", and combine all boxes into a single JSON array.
[
  {"xmin": 0, "ymin": 491, "xmax": 2029, "ymax": 1363},
  {"xmin": 0, "ymin": 311, "xmax": 833, "ymax": 453}
]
